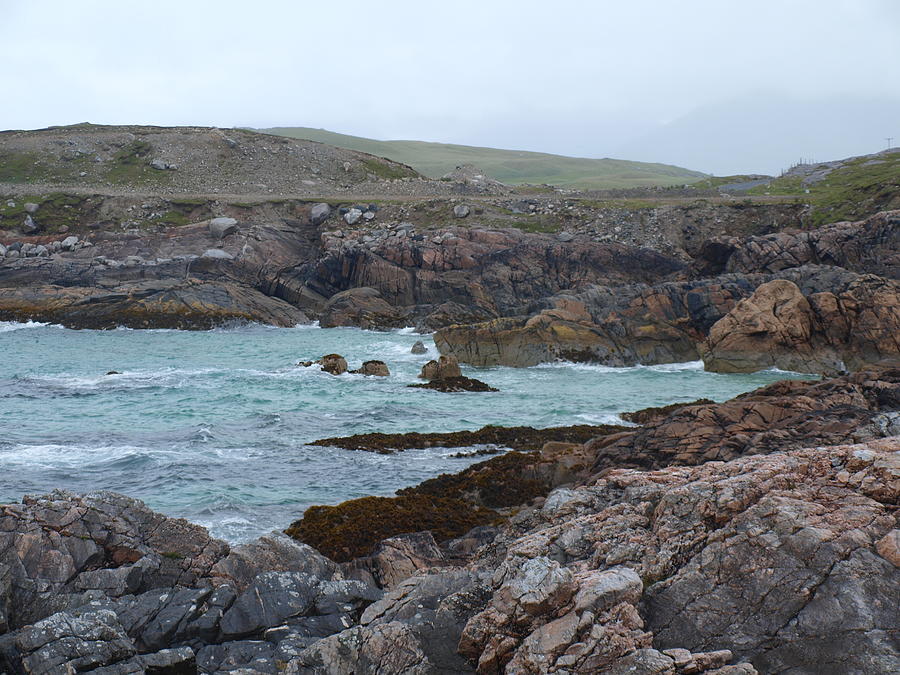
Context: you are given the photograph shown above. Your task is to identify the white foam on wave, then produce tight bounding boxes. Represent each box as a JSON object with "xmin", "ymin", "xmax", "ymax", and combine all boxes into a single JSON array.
[
  {"xmin": 0, "ymin": 320, "xmax": 53, "ymax": 333},
  {"xmin": 638, "ymin": 360, "xmax": 705, "ymax": 373},
  {"xmin": 533, "ymin": 361, "xmax": 631, "ymax": 374},
  {"xmin": 2, "ymin": 443, "xmax": 156, "ymax": 468}
]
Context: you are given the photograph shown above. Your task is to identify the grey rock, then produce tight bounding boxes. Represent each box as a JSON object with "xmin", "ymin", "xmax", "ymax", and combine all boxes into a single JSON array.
[
  {"xmin": 410, "ymin": 340, "xmax": 428, "ymax": 354},
  {"xmin": 0, "ymin": 243, "xmax": 7, "ymax": 257},
  {"xmin": 202, "ymin": 248, "xmax": 235, "ymax": 260},
  {"xmin": 211, "ymin": 531, "xmax": 337, "ymax": 591},
  {"xmin": 309, "ymin": 202, "xmax": 331, "ymax": 226},
  {"xmin": 363, "ymin": 210, "xmax": 376, "ymax": 221},
  {"xmin": 209, "ymin": 217, "xmax": 239, "ymax": 239},
  {"xmin": 149, "ymin": 159, "xmax": 168, "ymax": 170},
  {"xmin": 22, "ymin": 214, "xmax": 38, "ymax": 233},
  {"xmin": 123, "ymin": 255, "xmax": 144, "ymax": 267},
  {"xmin": 12, "ymin": 609, "xmax": 136, "ymax": 673},
  {"xmin": 112, "ymin": 586, "xmax": 213, "ymax": 652},
  {"xmin": 90, "ymin": 646, "xmax": 196, "ymax": 675},
  {"xmin": 220, "ymin": 571, "xmax": 319, "ymax": 639},
  {"xmin": 197, "ymin": 640, "xmax": 275, "ymax": 673},
  {"xmin": 603, "ymin": 648, "xmax": 675, "ymax": 674},
  {"xmin": 343, "ymin": 208, "xmax": 363, "ymax": 225},
  {"xmin": 60, "ymin": 235, "xmax": 80, "ymax": 250},
  {"xmin": 33, "ymin": 244, "xmax": 49, "ymax": 257},
  {"xmin": 557, "ymin": 231, "xmax": 575, "ymax": 242},
  {"xmin": 453, "ymin": 204, "xmax": 470, "ymax": 218},
  {"xmin": 23, "ymin": 202, "xmax": 39, "ymax": 214}
]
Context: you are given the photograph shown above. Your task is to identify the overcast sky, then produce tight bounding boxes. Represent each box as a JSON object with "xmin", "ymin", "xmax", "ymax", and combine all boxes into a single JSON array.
[{"xmin": 2, "ymin": 0, "xmax": 899, "ymax": 174}]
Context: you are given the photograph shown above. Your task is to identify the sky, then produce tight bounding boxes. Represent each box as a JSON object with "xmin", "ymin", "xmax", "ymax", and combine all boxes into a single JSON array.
[{"xmin": 1, "ymin": 0, "xmax": 899, "ymax": 174}]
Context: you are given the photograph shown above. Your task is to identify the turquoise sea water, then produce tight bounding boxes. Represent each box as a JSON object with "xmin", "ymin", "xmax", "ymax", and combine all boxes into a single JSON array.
[{"xmin": 0, "ymin": 321, "xmax": 815, "ymax": 542}]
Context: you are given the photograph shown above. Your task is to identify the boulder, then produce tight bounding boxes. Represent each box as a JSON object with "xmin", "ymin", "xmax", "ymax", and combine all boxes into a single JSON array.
[
  {"xmin": 23, "ymin": 202, "xmax": 39, "ymax": 213},
  {"xmin": 453, "ymin": 204, "xmax": 471, "ymax": 218},
  {"xmin": 344, "ymin": 208, "xmax": 363, "ymax": 225},
  {"xmin": 408, "ymin": 376, "xmax": 498, "ymax": 393},
  {"xmin": 410, "ymin": 340, "xmax": 428, "ymax": 354},
  {"xmin": 352, "ymin": 360, "xmax": 390, "ymax": 377},
  {"xmin": 22, "ymin": 214, "xmax": 39, "ymax": 233},
  {"xmin": 419, "ymin": 355, "xmax": 462, "ymax": 380},
  {"xmin": 310, "ymin": 202, "xmax": 331, "ymax": 226},
  {"xmin": 60, "ymin": 235, "xmax": 79, "ymax": 250},
  {"xmin": 149, "ymin": 159, "xmax": 168, "ymax": 170},
  {"xmin": 317, "ymin": 354, "xmax": 348, "ymax": 375},
  {"xmin": 208, "ymin": 217, "xmax": 238, "ymax": 238}
]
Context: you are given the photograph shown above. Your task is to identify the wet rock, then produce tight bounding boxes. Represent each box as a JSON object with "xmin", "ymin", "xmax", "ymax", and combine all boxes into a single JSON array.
[
  {"xmin": 316, "ymin": 353, "xmax": 348, "ymax": 375},
  {"xmin": 410, "ymin": 340, "xmax": 428, "ymax": 354},
  {"xmin": 419, "ymin": 355, "xmax": 462, "ymax": 380},
  {"xmin": 311, "ymin": 423, "xmax": 622, "ymax": 453},
  {"xmin": 408, "ymin": 376, "xmax": 499, "ymax": 392},
  {"xmin": 352, "ymin": 360, "xmax": 390, "ymax": 376}
]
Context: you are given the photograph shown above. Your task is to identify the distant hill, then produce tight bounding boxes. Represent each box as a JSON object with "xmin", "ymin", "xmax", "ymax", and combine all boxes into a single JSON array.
[{"xmin": 257, "ymin": 127, "xmax": 706, "ymax": 189}]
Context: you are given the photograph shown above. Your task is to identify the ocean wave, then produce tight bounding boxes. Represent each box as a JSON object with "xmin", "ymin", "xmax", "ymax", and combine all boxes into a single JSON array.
[{"xmin": 0, "ymin": 320, "xmax": 54, "ymax": 333}]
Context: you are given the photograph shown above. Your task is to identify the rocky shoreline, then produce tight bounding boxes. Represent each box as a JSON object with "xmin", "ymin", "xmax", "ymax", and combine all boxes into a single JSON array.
[{"xmin": 1, "ymin": 369, "xmax": 897, "ymax": 673}]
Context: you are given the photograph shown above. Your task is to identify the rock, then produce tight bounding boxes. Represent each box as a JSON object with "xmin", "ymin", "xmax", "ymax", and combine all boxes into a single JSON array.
[
  {"xmin": 23, "ymin": 202, "xmax": 39, "ymax": 213},
  {"xmin": 319, "ymin": 287, "xmax": 407, "ymax": 330},
  {"xmin": 343, "ymin": 208, "xmax": 363, "ymax": 225},
  {"xmin": 453, "ymin": 204, "xmax": 471, "ymax": 218},
  {"xmin": 0, "ymin": 243, "xmax": 7, "ymax": 257},
  {"xmin": 210, "ymin": 531, "xmax": 338, "ymax": 591},
  {"xmin": 219, "ymin": 571, "xmax": 320, "ymax": 638},
  {"xmin": 33, "ymin": 244, "xmax": 49, "ymax": 257},
  {"xmin": 876, "ymin": 530, "xmax": 900, "ymax": 567},
  {"xmin": 701, "ymin": 276, "xmax": 900, "ymax": 375},
  {"xmin": 408, "ymin": 376, "xmax": 499, "ymax": 393},
  {"xmin": 557, "ymin": 231, "xmax": 575, "ymax": 242},
  {"xmin": 208, "ymin": 217, "xmax": 238, "ymax": 238},
  {"xmin": 22, "ymin": 214, "xmax": 38, "ymax": 233},
  {"xmin": 419, "ymin": 355, "xmax": 462, "ymax": 380},
  {"xmin": 352, "ymin": 360, "xmax": 390, "ymax": 377},
  {"xmin": 201, "ymin": 248, "xmax": 235, "ymax": 260},
  {"xmin": 363, "ymin": 210, "xmax": 376, "ymax": 221},
  {"xmin": 591, "ymin": 369, "xmax": 900, "ymax": 474},
  {"xmin": 410, "ymin": 340, "xmax": 428, "ymax": 354},
  {"xmin": 60, "ymin": 235, "xmax": 79, "ymax": 250},
  {"xmin": 58, "ymin": 224, "xmax": 69, "ymax": 234},
  {"xmin": 344, "ymin": 532, "xmax": 445, "ymax": 588},
  {"xmin": 317, "ymin": 354, "xmax": 348, "ymax": 375},
  {"xmin": 310, "ymin": 423, "xmax": 620, "ymax": 453},
  {"xmin": 310, "ymin": 202, "xmax": 331, "ymax": 225},
  {"xmin": 7, "ymin": 609, "xmax": 136, "ymax": 673},
  {"xmin": 149, "ymin": 159, "xmax": 168, "ymax": 170}
]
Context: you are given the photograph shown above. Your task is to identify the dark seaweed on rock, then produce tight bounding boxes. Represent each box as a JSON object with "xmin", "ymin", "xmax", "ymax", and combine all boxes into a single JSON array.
[
  {"xmin": 284, "ymin": 494, "xmax": 497, "ymax": 562},
  {"xmin": 310, "ymin": 423, "xmax": 625, "ymax": 453},
  {"xmin": 619, "ymin": 398, "xmax": 715, "ymax": 425}
]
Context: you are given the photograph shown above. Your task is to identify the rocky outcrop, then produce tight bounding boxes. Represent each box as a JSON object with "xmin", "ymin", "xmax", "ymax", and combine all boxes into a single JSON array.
[
  {"xmin": 701, "ymin": 275, "xmax": 900, "ymax": 375},
  {"xmin": 409, "ymin": 376, "xmax": 499, "ymax": 393},
  {"xmin": 351, "ymin": 360, "xmax": 390, "ymax": 376},
  {"xmin": 318, "ymin": 287, "xmax": 408, "ymax": 330},
  {"xmin": 590, "ymin": 368, "xmax": 900, "ymax": 474},
  {"xmin": 694, "ymin": 209, "xmax": 900, "ymax": 279},
  {"xmin": 311, "ymin": 423, "xmax": 625, "ymax": 454}
]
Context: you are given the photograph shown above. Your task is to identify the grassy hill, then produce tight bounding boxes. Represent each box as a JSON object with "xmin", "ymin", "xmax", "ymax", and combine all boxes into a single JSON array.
[
  {"xmin": 256, "ymin": 127, "xmax": 707, "ymax": 189},
  {"xmin": 742, "ymin": 149, "xmax": 900, "ymax": 226}
]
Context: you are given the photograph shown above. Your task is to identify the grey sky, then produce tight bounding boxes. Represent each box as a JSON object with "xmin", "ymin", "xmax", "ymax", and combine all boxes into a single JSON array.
[{"xmin": 2, "ymin": 0, "xmax": 899, "ymax": 174}]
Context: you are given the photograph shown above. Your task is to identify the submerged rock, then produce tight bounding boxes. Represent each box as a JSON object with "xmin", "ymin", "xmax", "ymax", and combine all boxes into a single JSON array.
[{"xmin": 408, "ymin": 376, "xmax": 498, "ymax": 392}]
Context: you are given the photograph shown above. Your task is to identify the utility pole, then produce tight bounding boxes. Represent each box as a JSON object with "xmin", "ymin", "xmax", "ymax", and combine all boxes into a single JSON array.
[{"xmin": 888, "ymin": 137, "xmax": 894, "ymax": 150}]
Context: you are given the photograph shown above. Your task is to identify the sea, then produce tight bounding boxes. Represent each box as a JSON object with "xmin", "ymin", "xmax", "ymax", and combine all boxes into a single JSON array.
[{"xmin": 0, "ymin": 321, "xmax": 816, "ymax": 543}]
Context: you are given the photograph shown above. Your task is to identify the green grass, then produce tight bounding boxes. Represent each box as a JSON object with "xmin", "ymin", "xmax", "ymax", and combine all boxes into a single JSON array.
[
  {"xmin": 0, "ymin": 192, "xmax": 90, "ymax": 232},
  {"xmin": 746, "ymin": 150, "xmax": 900, "ymax": 226},
  {"xmin": 256, "ymin": 126, "xmax": 707, "ymax": 189},
  {"xmin": 359, "ymin": 157, "xmax": 418, "ymax": 180}
]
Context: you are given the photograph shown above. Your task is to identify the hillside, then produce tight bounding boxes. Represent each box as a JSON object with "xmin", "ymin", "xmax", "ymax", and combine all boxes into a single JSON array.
[
  {"xmin": 257, "ymin": 126, "xmax": 707, "ymax": 189},
  {"xmin": 0, "ymin": 123, "xmax": 422, "ymax": 195}
]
